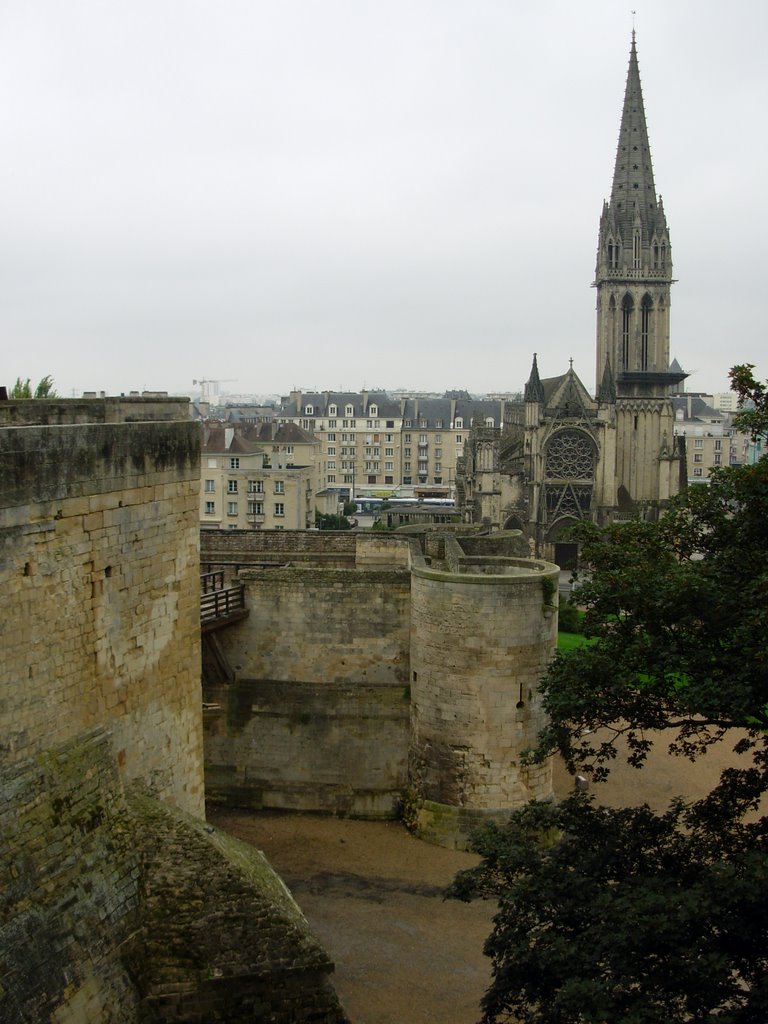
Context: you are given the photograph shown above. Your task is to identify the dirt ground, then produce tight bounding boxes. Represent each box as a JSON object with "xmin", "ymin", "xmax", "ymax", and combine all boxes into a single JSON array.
[
  {"xmin": 208, "ymin": 734, "xmax": 759, "ymax": 1024},
  {"xmin": 208, "ymin": 808, "xmax": 494, "ymax": 1024}
]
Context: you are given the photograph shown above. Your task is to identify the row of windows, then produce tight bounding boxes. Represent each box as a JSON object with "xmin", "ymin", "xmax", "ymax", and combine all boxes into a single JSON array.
[
  {"xmin": 213, "ymin": 479, "xmax": 285, "ymax": 494},
  {"xmin": 204, "ymin": 501, "xmax": 285, "ymax": 516}
]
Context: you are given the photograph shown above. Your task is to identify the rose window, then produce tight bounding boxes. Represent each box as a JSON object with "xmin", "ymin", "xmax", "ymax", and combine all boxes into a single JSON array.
[{"xmin": 545, "ymin": 430, "xmax": 594, "ymax": 480}]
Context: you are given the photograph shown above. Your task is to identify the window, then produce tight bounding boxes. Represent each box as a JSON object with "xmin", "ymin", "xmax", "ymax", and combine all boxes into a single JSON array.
[
  {"xmin": 714, "ymin": 454, "xmax": 721, "ymax": 465},
  {"xmin": 327, "ymin": 474, "xmax": 336, "ymax": 483},
  {"xmin": 328, "ymin": 419, "xmax": 337, "ymax": 429},
  {"xmin": 694, "ymin": 454, "xmax": 703, "ymax": 463},
  {"xmin": 404, "ymin": 447, "xmax": 411, "ymax": 457},
  {"xmin": 385, "ymin": 461, "xmax": 393, "ymax": 471},
  {"xmin": 404, "ymin": 462, "xmax": 411, "ymax": 471},
  {"xmin": 435, "ymin": 448, "xmax": 442, "ymax": 459},
  {"xmin": 248, "ymin": 480, "xmax": 264, "ymax": 493},
  {"xmin": 385, "ymin": 447, "xmax": 394, "ymax": 456},
  {"xmin": 404, "ymin": 419, "xmax": 412, "ymax": 428},
  {"xmin": 274, "ymin": 480, "xmax": 284, "ymax": 493},
  {"xmin": 229, "ymin": 457, "xmax": 240, "ymax": 469},
  {"xmin": 621, "ymin": 294, "xmax": 633, "ymax": 368},
  {"xmin": 640, "ymin": 294, "xmax": 652, "ymax": 370},
  {"xmin": 456, "ymin": 435, "xmax": 463, "ymax": 444},
  {"xmin": 304, "ymin": 405, "xmax": 314, "ymax": 415},
  {"xmin": 328, "ymin": 461, "xmax": 336, "ymax": 469},
  {"xmin": 420, "ymin": 419, "xmax": 427, "ymax": 428},
  {"xmin": 454, "ymin": 417, "xmax": 463, "ymax": 429},
  {"xmin": 714, "ymin": 439, "xmax": 722, "ymax": 451},
  {"xmin": 327, "ymin": 446, "xmax": 336, "ymax": 455},
  {"xmin": 367, "ymin": 475, "xmax": 376, "ymax": 484},
  {"xmin": 419, "ymin": 434, "xmax": 428, "ymax": 444},
  {"xmin": 227, "ymin": 501, "xmax": 238, "ymax": 516},
  {"xmin": 327, "ymin": 432, "xmax": 336, "ymax": 441},
  {"xmin": 385, "ymin": 433, "xmax": 394, "ymax": 442},
  {"xmin": 434, "ymin": 462, "xmax": 442, "ymax": 473},
  {"xmin": 329, "ymin": 405, "xmax": 337, "ymax": 416},
  {"xmin": 343, "ymin": 474, "xmax": 353, "ymax": 484},
  {"xmin": 693, "ymin": 468, "xmax": 703, "ymax": 477},
  {"xmin": 205, "ymin": 501, "xmax": 215, "ymax": 514},
  {"xmin": 386, "ymin": 420, "xmax": 394, "ymax": 428},
  {"xmin": 369, "ymin": 404, "xmax": 378, "ymax": 416},
  {"xmin": 404, "ymin": 433, "xmax": 411, "ymax": 443},
  {"xmin": 248, "ymin": 501, "xmax": 263, "ymax": 515},
  {"xmin": 367, "ymin": 420, "xmax": 373, "ymax": 429},
  {"xmin": 435, "ymin": 420, "xmax": 443, "ymax": 429},
  {"xmin": 345, "ymin": 405, "xmax": 354, "ymax": 416},
  {"xmin": 385, "ymin": 476, "xmax": 393, "ymax": 484},
  {"xmin": 227, "ymin": 480, "xmax": 238, "ymax": 493},
  {"xmin": 434, "ymin": 433, "xmax": 441, "ymax": 442},
  {"xmin": 694, "ymin": 439, "xmax": 704, "ymax": 449},
  {"xmin": 274, "ymin": 502, "xmax": 284, "ymax": 516},
  {"xmin": 404, "ymin": 476, "xmax": 412, "ymax": 485},
  {"xmin": 204, "ymin": 479, "xmax": 215, "ymax": 492}
]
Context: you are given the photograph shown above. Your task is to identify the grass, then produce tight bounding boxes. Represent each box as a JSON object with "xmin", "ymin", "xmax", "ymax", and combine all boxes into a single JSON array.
[{"xmin": 557, "ymin": 631, "xmax": 595, "ymax": 653}]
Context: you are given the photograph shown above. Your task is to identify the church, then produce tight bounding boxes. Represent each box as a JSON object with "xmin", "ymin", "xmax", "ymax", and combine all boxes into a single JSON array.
[{"xmin": 457, "ymin": 34, "xmax": 687, "ymax": 566}]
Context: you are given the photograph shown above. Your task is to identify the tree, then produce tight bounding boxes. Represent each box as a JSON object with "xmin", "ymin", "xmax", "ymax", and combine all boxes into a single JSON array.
[
  {"xmin": 314, "ymin": 511, "xmax": 351, "ymax": 531},
  {"xmin": 10, "ymin": 375, "xmax": 57, "ymax": 398},
  {"xmin": 449, "ymin": 367, "xmax": 768, "ymax": 1024}
]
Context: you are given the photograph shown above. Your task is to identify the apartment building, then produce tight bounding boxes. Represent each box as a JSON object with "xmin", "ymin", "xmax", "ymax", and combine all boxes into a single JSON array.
[
  {"xmin": 672, "ymin": 394, "xmax": 747, "ymax": 482},
  {"xmin": 277, "ymin": 390, "xmax": 506, "ymax": 498},
  {"xmin": 200, "ymin": 423, "xmax": 318, "ymax": 530}
]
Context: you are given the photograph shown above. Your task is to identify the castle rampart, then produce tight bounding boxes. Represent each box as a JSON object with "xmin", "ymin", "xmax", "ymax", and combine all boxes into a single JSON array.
[
  {"xmin": 1, "ymin": 399, "xmax": 349, "ymax": 1022},
  {"xmin": 0, "ymin": 407, "xmax": 204, "ymax": 814},
  {"xmin": 202, "ymin": 529, "xmax": 558, "ymax": 844}
]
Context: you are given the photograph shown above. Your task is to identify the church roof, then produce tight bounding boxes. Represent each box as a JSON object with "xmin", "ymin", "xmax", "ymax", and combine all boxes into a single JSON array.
[{"xmin": 607, "ymin": 33, "xmax": 665, "ymax": 241}]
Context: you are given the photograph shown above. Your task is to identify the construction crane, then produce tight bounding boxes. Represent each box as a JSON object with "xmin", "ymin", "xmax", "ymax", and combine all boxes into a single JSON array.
[{"xmin": 192, "ymin": 378, "xmax": 237, "ymax": 401}]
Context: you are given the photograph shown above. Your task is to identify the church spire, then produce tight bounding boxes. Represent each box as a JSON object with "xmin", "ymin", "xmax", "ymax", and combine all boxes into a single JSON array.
[
  {"xmin": 609, "ymin": 33, "xmax": 660, "ymax": 239},
  {"xmin": 594, "ymin": 34, "xmax": 673, "ymax": 393},
  {"xmin": 524, "ymin": 353, "xmax": 545, "ymax": 404}
]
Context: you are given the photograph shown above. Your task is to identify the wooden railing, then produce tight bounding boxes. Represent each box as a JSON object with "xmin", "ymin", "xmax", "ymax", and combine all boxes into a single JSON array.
[{"xmin": 200, "ymin": 582, "xmax": 246, "ymax": 627}]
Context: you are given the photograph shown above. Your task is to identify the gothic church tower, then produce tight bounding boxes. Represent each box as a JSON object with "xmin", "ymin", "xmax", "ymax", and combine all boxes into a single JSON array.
[{"xmin": 595, "ymin": 33, "xmax": 684, "ymax": 507}]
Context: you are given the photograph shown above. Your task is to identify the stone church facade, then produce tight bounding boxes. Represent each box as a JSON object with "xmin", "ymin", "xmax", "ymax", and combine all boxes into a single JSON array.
[{"xmin": 458, "ymin": 34, "xmax": 686, "ymax": 564}]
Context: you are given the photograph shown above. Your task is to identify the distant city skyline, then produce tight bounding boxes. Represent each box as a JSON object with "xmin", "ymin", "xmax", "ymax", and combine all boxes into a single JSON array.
[{"xmin": 2, "ymin": 0, "xmax": 766, "ymax": 400}]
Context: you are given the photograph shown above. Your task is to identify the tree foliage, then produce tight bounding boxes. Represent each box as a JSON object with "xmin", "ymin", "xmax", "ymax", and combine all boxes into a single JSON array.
[
  {"xmin": 450, "ymin": 366, "xmax": 768, "ymax": 1024},
  {"xmin": 314, "ymin": 511, "xmax": 351, "ymax": 531},
  {"xmin": 10, "ymin": 375, "xmax": 57, "ymax": 398}
]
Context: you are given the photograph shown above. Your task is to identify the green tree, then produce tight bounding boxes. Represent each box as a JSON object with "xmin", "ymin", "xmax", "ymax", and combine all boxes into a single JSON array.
[
  {"xmin": 450, "ymin": 367, "xmax": 768, "ymax": 1024},
  {"xmin": 315, "ymin": 511, "xmax": 351, "ymax": 531},
  {"xmin": 10, "ymin": 375, "xmax": 57, "ymax": 398}
]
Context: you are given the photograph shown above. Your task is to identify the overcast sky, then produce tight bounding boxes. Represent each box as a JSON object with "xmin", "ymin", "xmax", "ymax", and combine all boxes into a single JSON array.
[{"xmin": 2, "ymin": 0, "xmax": 766, "ymax": 401}]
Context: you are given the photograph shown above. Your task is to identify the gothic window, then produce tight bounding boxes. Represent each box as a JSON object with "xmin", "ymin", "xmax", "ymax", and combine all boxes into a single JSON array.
[
  {"xmin": 545, "ymin": 430, "xmax": 595, "ymax": 480},
  {"xmin": 641, "ymin": 294, "xmax": 652, "ymax": 370},
  {"xmin": 544, "ymin": 483, "xmax": 593, "ymax": 517},
  {"xmin": 621, "ymin": 294, "xmax": 634, "ymax": 369},
  {"xmin": 633, "ymin": 230, "xmax": 641, "ymax": 269},
  {"xmin": 660, "ymin": 242, "xmax": 667, "ymax": 267}
]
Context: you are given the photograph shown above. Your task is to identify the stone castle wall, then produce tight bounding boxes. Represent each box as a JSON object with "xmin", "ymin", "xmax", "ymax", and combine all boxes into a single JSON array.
[
  {"xmin": 0, "ymin": 400, "xmax": 349, "ymax": 1022},
  {"xmin": 203, "ymin": 562, "xmax": 412, "ymax": 817},
  {"xmin": 408, "ymin": 557, "xmax": 558, "ymax": 846},
  {"xmin": 1, "ymin": 729, "xmax": 348, "ymax": 1024},
  {"xmin": 0, "ymin": 413, "xmax": 204, "ymax": 815},
  {"xmin": 203, "ymin": 531, "xmax": 557, "ymax": 840}
]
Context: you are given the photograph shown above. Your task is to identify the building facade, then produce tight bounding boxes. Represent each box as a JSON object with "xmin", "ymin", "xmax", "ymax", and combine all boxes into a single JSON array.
[
  {"xmin": 277, "ymin": 389, "xmax": 506, "ymax": 498},
  {"xmin": 200, "ymin": 423, "xmax": 318, "ymax": 531}
]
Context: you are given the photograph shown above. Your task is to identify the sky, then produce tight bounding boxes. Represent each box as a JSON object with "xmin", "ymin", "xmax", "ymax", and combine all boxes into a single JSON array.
[{"xmin": 2, "ymin": 0, "xmax": 767, "ymax": 401}]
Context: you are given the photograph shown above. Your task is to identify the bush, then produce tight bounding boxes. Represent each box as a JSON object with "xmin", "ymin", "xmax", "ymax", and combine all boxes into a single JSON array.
[{"xmin": 557, "ymin": 601, "xmax": 583, "ymax": 634}]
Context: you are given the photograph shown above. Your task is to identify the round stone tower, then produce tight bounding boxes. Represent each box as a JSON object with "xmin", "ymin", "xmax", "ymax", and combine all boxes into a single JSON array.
[{"xmin": 408, "ymin": 545, "xmax": 558, "ymax": 849}]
